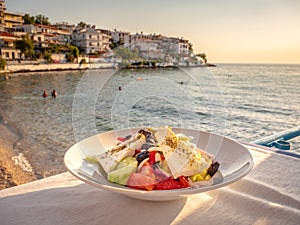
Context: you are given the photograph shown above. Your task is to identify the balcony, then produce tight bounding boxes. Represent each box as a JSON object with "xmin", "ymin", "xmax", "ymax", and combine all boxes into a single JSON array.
[{"xmin": 5, "ymin": 17, "xmax": 23, "ymax": 23}]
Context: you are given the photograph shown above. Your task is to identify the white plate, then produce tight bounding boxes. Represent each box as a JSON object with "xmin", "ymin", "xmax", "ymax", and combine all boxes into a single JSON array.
[{"xmin": 64, "ymin": 128, "xmax": 253, "ymax": 201}]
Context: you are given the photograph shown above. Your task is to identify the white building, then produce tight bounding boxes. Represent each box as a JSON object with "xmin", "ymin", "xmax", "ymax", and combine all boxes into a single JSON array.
[
  {"xmin": 15, "ymin": 24, "xmax": 70, "ymax": 36},
  {"xmin": 177, "ymin": 38, "xmax": 189, "ymax": 56},
  {"xmin": 0, "ymin": 0, "xmax": 5, "ymax": 32},
  {"xmin": 120, "ymin": 32, "xmax": 190, "ymax": 61},
  {"xmin": 96, "ymin": 29, "xmax": 111, "ymax": 52},
  {"xmin": 14, "ymin": 24, "xmax": 71, "ymax": 47},
  {"xmin": 72, "ymin": 27, "xmax": 111, "ymax": 54},
  {"xmin": 0, "ymin": 31, "xmax": 21, "ymax": 59},
  {"xmin": 110, "ymin": 29, "xmax": 130, "ymax": 45}
]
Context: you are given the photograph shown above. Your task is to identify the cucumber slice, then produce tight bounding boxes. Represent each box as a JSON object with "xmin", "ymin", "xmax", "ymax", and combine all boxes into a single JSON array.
[
  {"xmin": 108, "ymin": 162, "xmax": 137, "ymax": 185},
  {"xmin": 115, "ymin": 156, "xmax": 136, "ymax": 170}
]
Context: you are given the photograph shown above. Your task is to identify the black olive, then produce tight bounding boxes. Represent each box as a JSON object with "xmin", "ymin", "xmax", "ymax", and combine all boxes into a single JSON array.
[
  {"xmin": 141, "ymin": 143, "xmax": 153, "ymax": 150},
  {"xmin": 125, "ymin": 135, "xmax": 132, "ymax": 140},
  {"xmin": 138, "ymin": 129, "xmax": 151, "ymax": 138},
  {"xmin": 146, "ymin": 135, "xmax": 156, "ymax": 144},
  {"xmin": 207, "ymin": 162, "xmax": 220, "ymax": 177},
  {"xmin": 136, "ymin": 150, "xmax": 149, "ymax": 163}
]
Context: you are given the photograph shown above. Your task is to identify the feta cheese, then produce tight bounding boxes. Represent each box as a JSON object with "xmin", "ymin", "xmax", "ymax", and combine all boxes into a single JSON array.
[
  {"xmin": 154, "ymin": 127, "xmax": 212, "ymax": 178},
  {"xmin": 164, "ymin": 141, "xmax": 212, "ymax": 178},
  {"xmin": 97, "ymin": 133, "xmax": 146, "ymax": 173}
]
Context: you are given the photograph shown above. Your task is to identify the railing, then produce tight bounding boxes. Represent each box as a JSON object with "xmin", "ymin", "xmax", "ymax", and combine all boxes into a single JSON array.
[{"xmin": 252, "ymin": 126, "xmax": 300, "ymax": 150}]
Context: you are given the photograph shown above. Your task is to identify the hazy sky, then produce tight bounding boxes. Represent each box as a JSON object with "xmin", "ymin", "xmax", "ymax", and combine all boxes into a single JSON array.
[{"xmin": 6, "ymin": 0, "xmax": 300, "ymax": 64}]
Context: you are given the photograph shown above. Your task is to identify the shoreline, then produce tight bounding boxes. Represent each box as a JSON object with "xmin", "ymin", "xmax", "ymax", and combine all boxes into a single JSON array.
[
  {"xmin": 0, "ymin": 62, "xmax": 114, "ymax": 76},
  {"xmin": 0, "ymin": 119, "xmax": 37, "ymax": 190},
  {"xmin": 0, "ymin": 62, "xmax": 216, "ymax": 77}
]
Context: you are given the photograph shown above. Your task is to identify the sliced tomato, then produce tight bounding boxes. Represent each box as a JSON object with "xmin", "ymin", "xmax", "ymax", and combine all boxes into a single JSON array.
[
  {"xmin": 117, "ymin": 137, "xmax": 127, "ymax": 142},
  {"xmin": 155, "ymin": 177, "xmax": 182, "ymax": 190},
  {"xmin": 127, "ymin": 172, "xmax": 155, "ymax": 191},
  {"xmin": 138, "ymin": 164, "xmax": 155, "ymax": 180},
  {"xmin": 178, "ymin": 176, "xmax": 190, "ymax": 188},
  {"xmin": 148, "ymin": 151, "xmax": 157, "ymax": 164},
  {"xmin": 134, "ymin": 148, "xmax": 141, "ymax": 156},
  {"xmin": 160, "ymin": 152, "xmax": 165, "ymax": 161}
]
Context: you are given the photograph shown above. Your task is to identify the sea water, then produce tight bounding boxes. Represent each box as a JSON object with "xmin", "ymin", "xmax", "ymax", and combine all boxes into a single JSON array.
[{"xmin": 0, "ymin": 64, "xmax": 299, "ymax": 178}]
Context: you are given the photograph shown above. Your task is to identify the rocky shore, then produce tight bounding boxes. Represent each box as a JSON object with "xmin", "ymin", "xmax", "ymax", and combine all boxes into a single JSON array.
[{"xmin": 0, "ymin": 61, "xmax": 216, "ymax": 78}]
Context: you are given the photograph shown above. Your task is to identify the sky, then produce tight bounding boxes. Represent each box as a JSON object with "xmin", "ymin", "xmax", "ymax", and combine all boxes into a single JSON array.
[{"xmin": 6, "ymin": 0, "xmax": 300, "ymax": 64}]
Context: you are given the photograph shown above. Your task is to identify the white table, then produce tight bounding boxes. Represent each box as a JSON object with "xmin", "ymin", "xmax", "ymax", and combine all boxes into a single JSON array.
[{"xmin": 1, "ymin": 146, "xmax": 299, "ymax": 225}]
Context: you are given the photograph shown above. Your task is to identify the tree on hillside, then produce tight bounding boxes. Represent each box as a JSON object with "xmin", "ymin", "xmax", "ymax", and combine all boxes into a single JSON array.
[
  {"xmin": 66, "ymin": 45, "xmax": 79, "ymax": 62},
  {"xmin": 23, "ymin": 13, "xmax": 35, "ymax": 24},
  {"xmin": 15, "ymin": 35, "xmax": 34, "ymax": 59},
  {"xmin": 188, "ymin": 43, "xmax": 193, "ymax": 54},
  {"xmin": 77, "ymin": 21, "xmax": 87, "ymax": 28},
  {"xmin": 113, "ymin": 47, "xmax": 140, "ymax": 60},
  {"xmin": 48, "ymin": 44, "xmax": 63, "ymax": 54},
  {"xmin": 109, "ymin": 40, "xmax": 124, "ymax": 50},
  {"xmin": 35, "ymin": 14, "xmax": 50, "ymax": 25},
  {"xmin": 23, "ymin": 14, "xmax": 50, "ymax": 25},
  {"xmin": 196, "ymin": 53, "xmax": 207, "ymax": 64}
]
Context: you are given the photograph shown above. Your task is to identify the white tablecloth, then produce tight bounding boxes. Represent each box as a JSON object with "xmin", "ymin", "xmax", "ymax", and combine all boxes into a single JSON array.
[{"xmin": 1, "ymin": 146, "xmax": 299, "ymax": 225}]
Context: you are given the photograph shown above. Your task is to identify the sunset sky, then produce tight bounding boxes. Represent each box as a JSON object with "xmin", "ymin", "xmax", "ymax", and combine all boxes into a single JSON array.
[{"xmin": 6, "ymin": 0, "xmax": 300, "ymax": 64}]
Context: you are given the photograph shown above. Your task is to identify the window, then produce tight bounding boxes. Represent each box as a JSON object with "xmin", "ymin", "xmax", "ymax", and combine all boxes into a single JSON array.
[
  {"xmin": 89, "ymin": 34, "xmax": 92, "ymax": 39},
  {"xmin": 89, "ymin": 42, "xmax": 92, "ymax": 46},
  {"xmin": 5, "ymin": 52, "xmax": 9, "ymax": 58}
]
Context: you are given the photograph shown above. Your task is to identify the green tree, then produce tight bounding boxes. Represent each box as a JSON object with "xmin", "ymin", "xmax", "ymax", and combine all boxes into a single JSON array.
[
  {"xmin": 109, "ymin": 41, "xmax": 118, "ymax": 50},
  {"xmin": 35, "ymin": 14, "xmax": 50, "ymax": 25},
  {"xmin": 188, "ymin": 43, "xmax": 193, "ymax": 54},
  {"xmin": 196, "ymin": 53, "xmax": 207, "ymax": 64},
  {"xmin": 109, "ymin": 40, "xmax": 124, "ymax": 49},
  {"xmin": 43, "ymin": 50, "xmax": 53, "ymax": 63},
  {"xmin": 70, "ymin": 45, "xmax": 79, "ymax": 58},
  {"xmin": 23, "ymin": 13, "xmax": 50, "ymax": 25},
  {"xmin": 77, "ymin": 21, "xmax": 87, "ymax": 28},
  {"xmin": 66, "ymin": 45, "xmax": 79, "ymax": 62},
  {"xmin": 48, "ymin": 44, "xmax": 62, "ymax": 54},
  {"xmin": 23, "ymin": 13, "xmax": 35, "ymax": 24},
  {"xmin": 0, "ymin": 56, "xmax": 6, "ymax": 70},
  {"xmin": 15, "ymin": 35, "xmax": 34, "ymax": 59},
  {"xmin": 113, "ymin": 47, "xmax": 140, "ymax": 60}
]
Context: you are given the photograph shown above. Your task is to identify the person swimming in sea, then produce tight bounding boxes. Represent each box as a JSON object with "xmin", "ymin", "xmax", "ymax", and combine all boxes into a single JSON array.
[
  {"xmin": 51, "ymin": 90, "xmax": 57, "ymax": 98},
  {"xmin": 42, "ymin": 90, "xmax": 48, "ymax": 97}
]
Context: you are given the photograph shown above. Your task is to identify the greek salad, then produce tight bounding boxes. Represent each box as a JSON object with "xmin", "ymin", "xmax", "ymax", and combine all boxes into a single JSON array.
[{"xmin": 86, "ymin": 127, "xmax": 220, "ymax": 191}]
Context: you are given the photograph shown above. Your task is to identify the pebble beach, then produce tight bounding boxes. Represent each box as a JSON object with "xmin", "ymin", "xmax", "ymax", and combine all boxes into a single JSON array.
[{"xmin": 0, "ymin": 123, "xmax": 36, "ymax": 190}]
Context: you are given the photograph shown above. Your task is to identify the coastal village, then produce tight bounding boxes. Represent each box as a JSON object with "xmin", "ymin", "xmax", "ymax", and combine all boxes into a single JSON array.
[
  {"xmin": 0, "ymin": 0, "xmax": 209, "ymax": 188},
  {"xmin": 0, "ymin": 0, "xmax": 208, "ymax": 73}
]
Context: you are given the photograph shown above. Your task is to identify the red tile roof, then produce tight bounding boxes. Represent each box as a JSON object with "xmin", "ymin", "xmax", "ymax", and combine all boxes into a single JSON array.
[{"xmin": 0, "ymin": 32, "xmax": 16, "ymax": 38}]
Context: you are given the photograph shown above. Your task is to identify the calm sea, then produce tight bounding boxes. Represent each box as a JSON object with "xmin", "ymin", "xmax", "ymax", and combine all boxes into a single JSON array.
[{"xmin": 0, "ymin": 64, "xmax": 299, "ymax": 178}]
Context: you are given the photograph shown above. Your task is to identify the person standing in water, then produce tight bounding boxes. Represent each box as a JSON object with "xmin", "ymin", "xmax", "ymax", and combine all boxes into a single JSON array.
[
  {"xmin": 42, "ymin": 90, "xmax": 48, "ymax": 97},
  {"xmin": 51, "ymin": 90, "xmax": 57, "ymax": 98}
]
